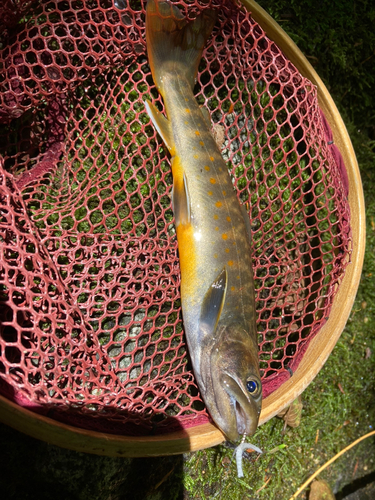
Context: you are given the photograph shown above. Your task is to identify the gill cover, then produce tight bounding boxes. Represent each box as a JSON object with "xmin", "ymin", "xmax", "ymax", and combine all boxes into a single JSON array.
[{"xmin": 199, "ymin": 323, "xmax": 262, "ymax": 442}]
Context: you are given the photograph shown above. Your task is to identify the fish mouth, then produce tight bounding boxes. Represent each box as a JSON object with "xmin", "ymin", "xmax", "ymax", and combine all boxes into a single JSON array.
[
  {"xmin": 223, "ymin": 373, "xmax": 259, "ymax": 439},
  {"xmin": 234, "ymin": 399, "xmax": 248, "ymax": 436}
]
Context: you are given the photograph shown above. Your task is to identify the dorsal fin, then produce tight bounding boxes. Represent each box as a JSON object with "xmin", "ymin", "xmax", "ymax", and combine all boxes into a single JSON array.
[
  {"xmin": 240, "ymin": 203, "xmax": 252, "ymax": 245},
  {"xmin": 199, "ymin": 105, "xmax": 212, "ymax": 128}
]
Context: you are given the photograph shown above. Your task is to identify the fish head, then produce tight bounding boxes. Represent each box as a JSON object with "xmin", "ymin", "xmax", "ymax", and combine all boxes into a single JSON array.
[{"xmin": 200, "ymin": 325, "xmax": 262, "ymax": 442}]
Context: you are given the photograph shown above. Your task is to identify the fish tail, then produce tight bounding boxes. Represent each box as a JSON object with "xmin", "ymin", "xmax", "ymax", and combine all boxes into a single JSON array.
[{"xmin": 146, "ymin": 0, "xmax": 217, "ymax": 94}]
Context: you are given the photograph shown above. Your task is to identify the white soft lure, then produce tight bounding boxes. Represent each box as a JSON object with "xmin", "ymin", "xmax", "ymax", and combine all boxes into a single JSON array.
[{"xmin": 235, "ymin": 441, "xmax": 263, "ymax": 478}]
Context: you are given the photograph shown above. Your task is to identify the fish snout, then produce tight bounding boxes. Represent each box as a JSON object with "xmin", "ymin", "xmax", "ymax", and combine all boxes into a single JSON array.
[{"xmin": 222, "ymin": 373, "xmax": 262, "ymax": 441}]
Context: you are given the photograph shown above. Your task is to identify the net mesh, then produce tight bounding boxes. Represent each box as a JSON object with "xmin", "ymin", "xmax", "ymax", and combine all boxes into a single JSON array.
[{"xmin": 0, "ymin": 0, "xmax": 351, "ymax": 435}]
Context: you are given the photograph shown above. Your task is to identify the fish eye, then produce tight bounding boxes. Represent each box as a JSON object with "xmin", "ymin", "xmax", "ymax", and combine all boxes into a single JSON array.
[{"xmin": 246, "ymin": 379, "xmax": 260, "ymax": 396}]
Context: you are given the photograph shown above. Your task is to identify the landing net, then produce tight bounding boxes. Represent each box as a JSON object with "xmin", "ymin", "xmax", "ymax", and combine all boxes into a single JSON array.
[{"xmin": 0, "ymin": 0, "xmax": 351, "ymax": 435}]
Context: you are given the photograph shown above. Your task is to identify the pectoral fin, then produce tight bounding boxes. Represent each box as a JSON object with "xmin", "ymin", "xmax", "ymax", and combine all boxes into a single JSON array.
[
  {"xmin": 144, "ymin": 99, "xmax": 174, "ymax": 152},
  {"xmin": 199, "ymin": 267, "xmax": 227, "ymax": 340}
]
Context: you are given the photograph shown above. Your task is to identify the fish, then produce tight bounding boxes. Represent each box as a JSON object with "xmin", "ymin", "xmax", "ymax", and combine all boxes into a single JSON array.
[{"xmin": 145, "ymin": 0, "xmax": 262, "ymax": 442}]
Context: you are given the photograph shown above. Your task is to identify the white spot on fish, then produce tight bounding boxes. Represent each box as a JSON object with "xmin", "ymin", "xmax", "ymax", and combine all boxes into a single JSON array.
[{"xmin": 194, "ymin": 231, "xmax": 202, "ymax": 241}]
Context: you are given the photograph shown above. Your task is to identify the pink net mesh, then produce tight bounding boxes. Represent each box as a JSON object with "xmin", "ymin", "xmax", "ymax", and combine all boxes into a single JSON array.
[{"xmin": 0, "ymin": 0, "xmax": 351, "ymax": 435}]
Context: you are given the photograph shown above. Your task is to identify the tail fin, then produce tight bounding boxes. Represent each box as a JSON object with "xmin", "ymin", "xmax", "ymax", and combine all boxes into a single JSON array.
[{"xmin": 146, "ymin": 0, "xmax": 217, "ymax": 94}]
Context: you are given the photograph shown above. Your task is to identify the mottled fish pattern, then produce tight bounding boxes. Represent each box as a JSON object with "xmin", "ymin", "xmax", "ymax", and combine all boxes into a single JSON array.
[{"xmin": 145, "ymin": 0, "xmax": 262, "ymax": 441}]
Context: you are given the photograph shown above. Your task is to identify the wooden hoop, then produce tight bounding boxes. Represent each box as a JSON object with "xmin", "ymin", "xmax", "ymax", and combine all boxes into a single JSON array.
[{"xmin": 0, "ymin": 0, "xmax": 365, "ymax": 456}]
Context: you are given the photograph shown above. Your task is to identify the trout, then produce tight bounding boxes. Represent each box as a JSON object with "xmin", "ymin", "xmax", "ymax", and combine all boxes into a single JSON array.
[{"xmin": 145, "ymin": 0, "xmax": 262, "ymax": 441}]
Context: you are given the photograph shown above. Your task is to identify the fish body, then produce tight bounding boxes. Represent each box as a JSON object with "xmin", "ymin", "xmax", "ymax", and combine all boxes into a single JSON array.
[{"xmin": 145, "ymin": 0, "xmax": 262, "ymax": 441}]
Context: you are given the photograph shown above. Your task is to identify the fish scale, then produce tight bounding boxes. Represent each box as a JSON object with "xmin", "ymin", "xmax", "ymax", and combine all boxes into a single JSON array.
[
  {"xmin": 178, "ymin": 95, "xmax": 248, "ymax": 304},
  {"xmin": 145, "ymin": 0, "xmax": 262, "ymax": 441},
  {"xmin": 167, "ymin": 78, "xmax": 247, "ymax": 290}
]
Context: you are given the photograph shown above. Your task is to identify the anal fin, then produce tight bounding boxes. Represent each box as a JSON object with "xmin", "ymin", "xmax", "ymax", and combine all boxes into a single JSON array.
[{"xmin": 144, "ymin": 99, "xmax": 174, "ymax": 152}]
